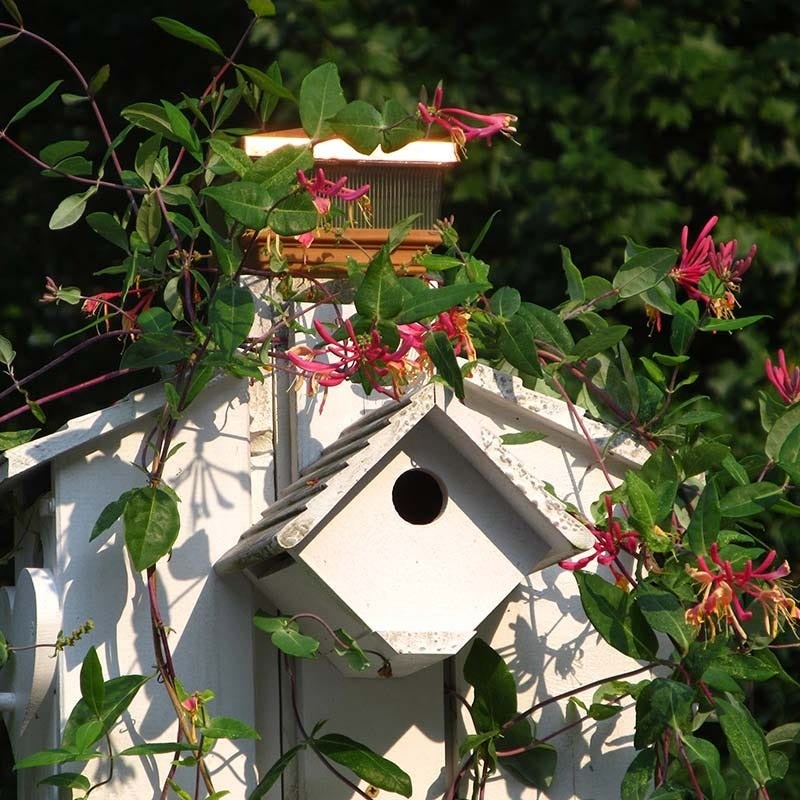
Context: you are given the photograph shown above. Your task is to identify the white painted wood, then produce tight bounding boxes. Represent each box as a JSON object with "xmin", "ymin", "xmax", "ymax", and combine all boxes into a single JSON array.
[{"xmin": 15, "ymin": 376, "xmax": 261, "ymax": 798}]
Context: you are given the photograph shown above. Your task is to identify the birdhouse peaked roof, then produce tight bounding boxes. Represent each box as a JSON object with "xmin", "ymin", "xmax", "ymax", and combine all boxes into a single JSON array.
[{"xmin": 214, "ymin": 381, "xmax": 596, "ymax": 579}]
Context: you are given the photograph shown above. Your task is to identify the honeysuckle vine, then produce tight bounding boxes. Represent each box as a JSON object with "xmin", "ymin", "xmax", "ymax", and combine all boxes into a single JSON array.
[{"xmin": 2, "ymin": 2, "xmax": 800, "ymax": 799}]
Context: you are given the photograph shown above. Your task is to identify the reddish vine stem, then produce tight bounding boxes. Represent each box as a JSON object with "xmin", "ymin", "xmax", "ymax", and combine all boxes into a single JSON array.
[
  {"xmin": 0, "ymin": 367, "xmax": 138, "ymax": 426},
  {"xmin": 284, "ymin": 654, "xmax": 373, "ymax": 800},
  {"xmin": 674, "ymin": 729, "xmax": 705, "ymax": 799},
  {"xmin": 506, "ymin": 661, "xmax": 657, "ymax": 730}
]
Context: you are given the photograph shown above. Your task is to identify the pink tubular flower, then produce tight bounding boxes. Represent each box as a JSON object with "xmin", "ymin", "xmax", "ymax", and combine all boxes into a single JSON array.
[
  {"xmin": 685, "ymin": 542, "xmax": 799, "ymax": 640},
  {"xmin": 286, "ymin": 318, "xmax": 421, "ymax": 404},
  {"xmin": 82, "ymin": 287, "xmax": 155, "ymax": 332},
  {"xmin": 559, "ymin": 496, "xmax": 639, "ymax": 586},
  {"xmin": 710, "ymin": 239, "xmax": 757, "ymax": 293},
  {"xmin": 766, "ymin": 349, "xmax": 800, "ymax": 405},
  {"xmin": 297, "ymin": 168, "xmax": 370, "ymax": 215},
  {"xmin": 417, "ymin": 85, "xmax": 518, "ymax": 154},
  {"xmin": 669, "ymin": 216, "xmax": 718, "ymax": 300},
  {"xmin": 397, "ymin": 308, "xmax": 477, "ymax": 374}
]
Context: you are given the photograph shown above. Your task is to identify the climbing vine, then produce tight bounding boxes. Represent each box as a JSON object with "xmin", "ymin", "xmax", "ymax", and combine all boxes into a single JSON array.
[{"xmin": 1, "ymin": 2, "xmax": 800, "ymax": 799}]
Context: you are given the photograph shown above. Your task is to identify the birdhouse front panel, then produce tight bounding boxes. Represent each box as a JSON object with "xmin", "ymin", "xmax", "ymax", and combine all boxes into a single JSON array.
[{"xmin": 294, "ymin": 418, "xmax": 548, "ymax": 636}]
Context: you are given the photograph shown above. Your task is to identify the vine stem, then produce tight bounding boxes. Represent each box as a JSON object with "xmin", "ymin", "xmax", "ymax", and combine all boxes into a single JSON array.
[
  {"xmin": 285, "ymin": 655, "xmax": 373, "ymax": 800},
  {"xmin": 506, "ymin": 661, "xmax": 658, "ymax": 729},
  {"xmin": 0, "ymin": 368, "xmax": 138, "ymax": 426},
  {"xmin": 674, "ymin": 728, "xmax": 705, "ymax": 799},
  {"xmin": 0, "ymin": 23, "xmax": 138, "ymax": 211}
]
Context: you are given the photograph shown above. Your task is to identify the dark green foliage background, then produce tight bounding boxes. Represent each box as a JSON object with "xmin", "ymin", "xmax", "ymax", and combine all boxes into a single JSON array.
[{"xmin": 2, "ymin": 1, "xmax": 800, "ymax": 795}]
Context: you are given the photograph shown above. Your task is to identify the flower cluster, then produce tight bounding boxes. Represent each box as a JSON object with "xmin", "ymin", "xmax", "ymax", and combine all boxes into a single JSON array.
[
  {"xmin": 418, "ymin": 86, "xmax": 518, "ymax": 156},
  {"xmin": 286, "ymin": 309, "xmax": 476, "ymax": 406},
  {"xmin": 297, "ymin": 168, "xmax": 370, "ymax": 216},
  {"xmin": 82, "ymin": 287, "xmax": 155, "ymax": 332},
  {"xmin": 669, "ymin": 215, "xmax": 756, "ymax": 319},
  {"xmin": 685, "ymin": 542, "xmax": 799, "ymax": 640},
  {"xmin": 765, "ymin": 349, "xmax": 800, "ymax": 405},
  {"xmin": 559, "ymin": 496, "xmax": 639, "ymax": 586}
]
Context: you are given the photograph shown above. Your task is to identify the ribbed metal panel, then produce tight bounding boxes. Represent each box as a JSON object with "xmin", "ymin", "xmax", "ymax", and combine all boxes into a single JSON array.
[{"xmin": 320, "ymin": 163, "xmax": 445, "ymax": 228}]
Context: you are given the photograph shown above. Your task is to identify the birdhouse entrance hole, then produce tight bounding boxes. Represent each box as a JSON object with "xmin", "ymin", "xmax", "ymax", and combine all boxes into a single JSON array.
[{"xmin": 391, "ymin": 468, "xmax": 447, "ymax": 525}]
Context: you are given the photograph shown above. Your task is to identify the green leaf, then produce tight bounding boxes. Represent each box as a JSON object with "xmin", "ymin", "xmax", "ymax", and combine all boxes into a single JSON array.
[
  {"xmin": 271, "ymin": 626, "xmax": 320, "ymax": 659},
  {"xmin": 414, "ymin": 253, "xmax": 464, "ymax": 272},
  {"xmin": 354, "ymin": 247, "xmax": 404, "ymax": 321},
  {"xmin": 381, "ymin": 98, "xmax": 423, "ymax": 152},
  {"xmin": 517, "ymin": 303, "xmax": 574, "ymax": 355},
  {"xmin": 625, "ymin": 471, "xmax": 657, "ymax": 531},
  {"xmin": 121, "ymin": 102, "xmax": 180, "ymax": 141},
  {"xmin": 197, "ymin": 717, "xmax": 261, "ymax": 740},
  {"xmin": 123, "ymin": 487, "xmax": 181, "ymax": 572},
  {"xmin": 208, "ymin": 138, "xmax": 252, "ymax": 178},
  {"xmin": 766, "ymin": 403, "xmax": 800, "ymax": 461},
  {"xmin": 62, "ymin": 674, "xmax": 150, "ymax": 748},
  {"xmin": 500, "ymin": 431, "xmax": 547, "ymax": 445},
  {"xmin": 13, "ymin": 748, "xmax": 102, "ymax": 769},
  {"xmin": 134, "ymin": 134, "xmax": 161, "ymax": 184},
  {"xmin": 612, "ymin": 248, "xmax": 677, "ymax": 298},
  {"xmin": 560, "ymin": 245, "xmax": 585, "ymax": 302},
  {"xmin": 685, "ymin": 480, "xmax": 720, "ymax": 555},
  {"xmin": 7, "ymin": 80, "xmax": 62, "ymax": 127},
  {"xmin": 209, "ymin": 282, "xmax": 255, "ymax": 359},
  {"xmin": 426, "ymin": 330, "xmax": 464, "ymax": 400},
  {"xmin": 88, "ymin": 64, "xmax": 110, "ymax": 98},
  {"xmin": 570, "ymin": 325, "xmax": 629, "ymax": 361},
  {"xmin": 90, "ymin": 490, "xmax": 135, "ymax": 542},
  {"xmin": 0, "ymin": 630, "xmax": 8, "ymax": 670},
  {"xmin": 699, "ymin": 314, "xmax": 769, "ymax": 332},
  {"xmin": 633, "ymin": 678, "xmax": 695, "ymax": 748},
  {"xmin": 766, "ymin": 722, "xmax": 800, "ymax": 747},
  {"xmin": 50, "ymin": 192, "xmax": 88, "ymax": 230},
  {"xmin": 333, "ymin": 628, "xmax": 371, "ymax": 672},
  {"xmin": 87, "ymin": 211, "xmax": 129, "ymax": 253},
  {"xmin": 136, "ymin": 193, "xmax": 162, "ymax": 248},
  {"xmin": 39, "ymin": 139, "xmax": 89, "ymax": 166},
  {"xmin": 120, "ymin": 334, "xmax": 187, "ymax": 369},
  {"xmin": 498, "ymin": 316, "xmax": 543, "ymax": 377},
  {"xmin": 315, "ymin": 734, "xmax": 412, "ymax": 798},
  {"xmin": 161, "ymin": 100, "xmax": 201, "ymax": 159},
  {"xmin": 395, "ymin": 282, "xmax": 486, "ymax": 324},
  {"xmin": 463, "ymin": 638, "xmax": 517, "ymax": 731},
  {"xmin": 202, "ymin": 182, "xmax": 273, "ymax": 230},
  {"xmin": 621, "ymin": 747, "xmax": 656, "ymax": 800},
  {"xmin": 0, "ymin": 334, "xmax": 15, "ymax": 366},
  {"xmin": 152, "ymin": 16, "xmax": 224, "ymax": 55},
  {"xmin": 574, "ymin": 571, "xmax": 658, "ymax": 660},
  {"xmin": 247, "ymin": 0, "xmax": 276, "ymax": 16},
  {"xmin": 252, "ymin": 612, "xmax": 291, "ymax": 634},
  {"xmin": 637, "ymin": 447, "xmax": 679, "ymax": 521},
  {"xmin": 490, "ymin": 286, "xmax": 521, "ymax": 319},
  {"xmin": 0, "ymin": 30, "xmax": 19, "ymax": 48},
  {"xmin": 1, "ymin": 0, "xmax": 22, "ymax": 25},
  {"xmin": 138, "ymin": 307, "xmax": 174, "ymax": 334},
  {"xmin": 634, "ymin": 584, "xmax": 696, "ymax": 653},
  {"xmin": 38, "ymin": 772, "xmax": 91, "ymax": 790},
  {"xmin": 330, "ymin": 100, "xmax": 383, "ymax": 154},
  {"xmin": 245, "ymin": 144, "xmax": 313, "ymax": 189},
  {"xmin": 679, "ymin": 441, "xmax": 730, "ymax": 478},
  {"xmin": 267, "ymin": 192, "xmax": 318, "ymax": 236},
  {"xmin": 670, "ymin": 300, "xmax": 699, "ymax": 356},
  {"xmin": 299, "ymin": 63, "xmax": 346, "ymax": 140},
  {"xmin": 0, "ymin": 428, "xmax": 39, "ymax": 451},
  {"xmin": 717, "ymin": 696, "xmax": 771, "ymax": 787},
  {"xmin": 119, "ymin": 742, "xmax": 200, "ymax": 756},
  {"xmin": 248, "ymin": 745, "xmax": 304, "ymax": 800},
  {"xmin": 236, "ymin": 64, "xmax": 296, "ymax": 103},
  {"xmin": 718, "ymin": 482, "xmax": 782, "ymax": 518},
  {"xmin": 500, "ymin": 742, "xmax": 557, "ymax": 791},
  {"xmin": 79, "ymin": 647, "xmax": 105, "ymax": 717}
]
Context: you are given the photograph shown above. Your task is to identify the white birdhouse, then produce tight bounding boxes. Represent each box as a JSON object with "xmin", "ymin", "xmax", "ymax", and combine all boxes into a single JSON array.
[{"xmin": 216, "ymin": 381, "xmax": 594, "ymax": 677}]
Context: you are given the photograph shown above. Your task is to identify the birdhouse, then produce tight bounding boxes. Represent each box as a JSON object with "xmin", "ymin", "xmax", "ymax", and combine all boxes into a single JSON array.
[
  {"xmin": 215, "ymin": 382, "xmax": 594, "ymax": 677},
  {"xmin": 241, "ymin": 130, "xmax": 458, "ymax": 273}
]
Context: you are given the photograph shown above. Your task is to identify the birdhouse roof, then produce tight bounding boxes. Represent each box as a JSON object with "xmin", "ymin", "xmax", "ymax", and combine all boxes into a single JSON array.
[{"xmin": 215, "ymin": 378, "xmax": 603, "ymax": 579}]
